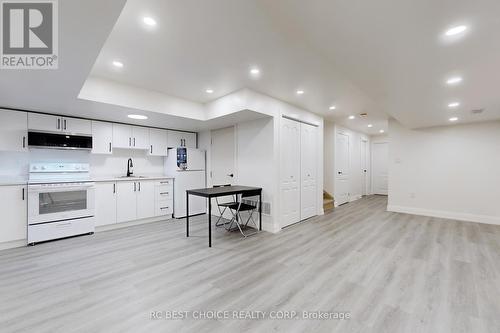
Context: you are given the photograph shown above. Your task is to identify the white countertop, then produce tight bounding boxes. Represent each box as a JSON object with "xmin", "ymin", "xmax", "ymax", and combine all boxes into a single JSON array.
[
  {"xmin": 91, "ymin": 175, "xmax": 175, "ymax": 183},
  {"xmin": 0, "ymin": 175, "xmax": 174, "ymax": 186},
  {"xmin": 0, "ymin": 176, "xmax": 28, "ymax": 186}
]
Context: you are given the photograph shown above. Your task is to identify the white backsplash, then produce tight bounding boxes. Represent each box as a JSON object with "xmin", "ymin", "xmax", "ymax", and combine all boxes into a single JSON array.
[{"xmin": 0, "ymin": 149, "xmax": 164, "ymax": 178}]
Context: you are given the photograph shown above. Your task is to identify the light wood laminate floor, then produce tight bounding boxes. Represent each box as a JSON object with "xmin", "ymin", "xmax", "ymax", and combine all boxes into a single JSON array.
[{"xmin": 1, "ymin": 195, "xmax": 500, "ymax": 333}]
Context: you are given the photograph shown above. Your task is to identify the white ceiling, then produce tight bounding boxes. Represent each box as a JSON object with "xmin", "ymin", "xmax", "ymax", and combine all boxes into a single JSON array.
[
  {"xmin": 2, "ymin": 0, "xmax": 499, "ymax": 134},
  {"xmin": 89, "ymin": 0, "xmax": 386, "ymax": 134}
]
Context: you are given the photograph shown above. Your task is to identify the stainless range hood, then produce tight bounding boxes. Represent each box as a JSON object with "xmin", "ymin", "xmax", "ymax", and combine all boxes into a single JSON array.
[{"xmin": 28, "ymin": 131, "xmax": 93, "ymax": 150}]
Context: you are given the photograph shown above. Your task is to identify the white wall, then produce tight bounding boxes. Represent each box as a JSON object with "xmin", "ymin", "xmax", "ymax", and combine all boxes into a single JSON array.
[
  {"xmin": 324, "ymin": 121, "xmax": 370, "ymax": 204},
  {"xmin": 388, "ymin": 119, "xmax": 500, "ymax": 225},
  {"xmin": 0, "ymin": 149, "xmax": 164, "ymax": 179},
  {"xmin": 205, "ymin": 88, "xmax": 324, "ymax": 232},
  {"xmin": 235, "ymin": 117, "xmax": 275, "ymax": 231}
]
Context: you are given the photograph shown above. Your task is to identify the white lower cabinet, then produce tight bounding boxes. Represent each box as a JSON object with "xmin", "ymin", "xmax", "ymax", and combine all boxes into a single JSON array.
[
  {"xmin": 0, "ymin": 185, "xmax": 27, "ymax": 243},
  {"xmin": 102, "ymin": 179, "xmax": 173, "ymax": 225},
  {"xmin": 116, "ymin": 181, "xmax": 138, "ymax": 223},
  {"xmin": 137, "ymin": 181, "xmax": 155, "ymax": 219},
  {"xmin": 95, "ymin": 182, "xmax": 117, "ymax": 226}
]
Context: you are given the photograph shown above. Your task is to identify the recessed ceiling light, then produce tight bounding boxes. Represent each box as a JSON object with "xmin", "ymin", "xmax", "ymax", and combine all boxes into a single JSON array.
[
  {"xmin": 205, "ymin": 89, "xmax": 214, "ymax": 94},
  {"xmin": 112, "ymin": 60, "xmax": 123, "ymax": 68},
  {"xmin": 296, "ymin": 90, "xmax": 304, "ymax": 95},
  {"xmin": 348, "ymin": 115, "xmax": 355, "ymax": 120},
  {"xmin": 128, "ymin": 114, "xmax": 148, "ymax": 120},
  {"xmin": 379, "ymin": 130, "xmax": 385, "ymax": 133},
  {"xmin": 250, "ymin": 68, "xmax": 260, "ymax": 75},
  {"xmin": 448, "ymin": 102, "xmax": 460, "ymax": 108},
  {"xmin": 329, "ymin": 105, "xmax": 336, "ymax": 110},
  {"xmin": 445, "ymin": 25, "xmax": 467, "ymax": 36},
  {"xmin": 446, "ymin": 76, "xmax": 463, "ymax": 85},
  {"xmin": 367, "ymin": 124, "xmax": 373, "ymax": 128},
  {"xmin": 449, "ymin": 117, "xmax": 459, "ymax": 122},
  {"xmin": 143, "ymin": 17, "xmax": 157, "ymax": 26}
]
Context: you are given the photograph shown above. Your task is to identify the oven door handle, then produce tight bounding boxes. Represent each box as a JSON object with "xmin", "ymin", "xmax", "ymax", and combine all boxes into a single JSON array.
[{"xmin": 28, "ymin": 184, "xmax": 95, "ymax": 192}]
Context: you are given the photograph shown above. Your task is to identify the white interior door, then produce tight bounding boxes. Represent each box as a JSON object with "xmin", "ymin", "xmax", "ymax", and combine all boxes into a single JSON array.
[
  {"xmin": 361, "ymin": 139, "xmax": 368, "ymax": 195},
  {"xmin": 281, "ymin": 118, "xmax": 301, "ymax": 227},
  {"xmin": 211, "ymin": 127, "xmax": 236, "ymax": 219},
  {"xmin": 372, "ymin": 142, "xmax": 389, "ymax": 195},
  {"xmin": 335, "ymin": 132, "xmax": 350, "ymax": 205},
  {"xmin": 300, "ymin": 123, "xmax": 317, "ymax": 220}
]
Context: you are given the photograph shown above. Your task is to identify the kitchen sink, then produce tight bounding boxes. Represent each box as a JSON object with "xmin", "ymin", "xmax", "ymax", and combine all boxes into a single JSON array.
[{"xmin": 118, "ymin": 175, "xmax": 147, "ymax": 178}]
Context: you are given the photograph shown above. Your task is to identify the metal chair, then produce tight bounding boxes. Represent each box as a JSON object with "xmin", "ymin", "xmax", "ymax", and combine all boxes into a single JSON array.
[
  {"xmin": 226, "ymin": 189, "xmax": 260, "ymax": 237},
  {"xmin": 213, "ymin": 184, "xmax": 237, "ymax": 227}
]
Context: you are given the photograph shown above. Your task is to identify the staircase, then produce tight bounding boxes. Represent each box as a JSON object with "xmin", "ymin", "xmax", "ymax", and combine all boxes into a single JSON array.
[{"xmin": 323, "ymin": 191, "xmax": 334, "ymax": 212}]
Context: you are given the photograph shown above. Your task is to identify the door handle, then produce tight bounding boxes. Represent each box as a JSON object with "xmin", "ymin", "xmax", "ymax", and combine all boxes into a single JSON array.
[
  {"xmin": 57, "ymin": 118, "xmax": 61, "ymax": 130},
  {"xmin": 109, "ymin": 142, "xmax": 112, "ymax": 152},
  {"xmin": 129, "ymin": 137, "xmax": 131, "ymax": 147},
  {"xmin": 22, "ymin": 188, "xmax": 25, "ymax": 200},
  {"xmin": 227, "ymin": 174, "xmax": 234, "ymax": 177},
  {"xmin": 138, "ymin": 182, "xmax": 141, "ymax": 191},
  {"xmin": 338, "ymin": 171, "xmax": 342, "ymax": 174},
  {"xmin": 134, "ymin": 182, "xmax": 136, "ymax": 192},
  {"xmin": 150, "ymin": 145, "xmax": 153, "ymax": 154},
  {"xmin": 63, "ymin": 119, "xmax": 67, "ymax": 130},
  {"xmin": 133, "ymin": 137, "xmax": 136, "ymax": 147},
  {"xmin": 22, "ymin": 136, "xmax": 26, "ymax": 148},
  {"xmin": 113, "ymin": 183, "xmax": 116, "ymax": 193}
]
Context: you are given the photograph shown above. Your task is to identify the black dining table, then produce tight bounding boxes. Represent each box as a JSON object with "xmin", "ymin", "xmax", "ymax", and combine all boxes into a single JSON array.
[{"xmin": 186, "ymin": 185, "xmax": 263, "ymax": 247}]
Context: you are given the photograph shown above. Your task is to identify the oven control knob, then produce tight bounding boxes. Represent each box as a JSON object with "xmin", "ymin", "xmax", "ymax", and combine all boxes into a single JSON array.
[
  {"xmin": 41, "ymin": 166, "xmax": 46, "ymax": 170},
  {"xmin": 32, "ymin": 166, "xmax": 37, "ymax": 170}
]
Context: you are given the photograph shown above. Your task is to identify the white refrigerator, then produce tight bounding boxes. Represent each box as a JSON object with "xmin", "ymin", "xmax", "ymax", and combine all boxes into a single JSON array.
[{"xmin": 165, "ymin": 147, "xmax": 206, "ymax": 218}]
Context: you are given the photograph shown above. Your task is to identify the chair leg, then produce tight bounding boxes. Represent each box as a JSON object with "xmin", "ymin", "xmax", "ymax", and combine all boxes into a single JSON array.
[{"xmin": 215, "ymin": 206, "xmax": 229, "ymax": 227}]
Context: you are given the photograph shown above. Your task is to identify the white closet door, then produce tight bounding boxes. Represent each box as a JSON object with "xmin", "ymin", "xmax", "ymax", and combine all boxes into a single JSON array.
[
  {"xmin": 280, "ymin": 118, "xmax": 301, "ymax": 227},
  {"xmin": 372, "ymin": 142, "xmax": 389, "ymax": 195},
  {"xmin": 335, "ymin": 132, "xmax": 350, "ymax": 205},
  {"xmin": 300, "ymin": 123, "xmax": 317, "ymax": 220}
]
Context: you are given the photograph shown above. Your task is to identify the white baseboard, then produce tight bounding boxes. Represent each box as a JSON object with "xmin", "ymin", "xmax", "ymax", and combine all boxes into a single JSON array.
[
  {"xmin": 0, "ymin": 239, "xmax": 27, "ymax": 251},
  {"xmin": 387, "ymin": 205, "xmax": 500, "ymax": 226},
  {"xmin": 96, "ymin": 215, "xmax": 174, "ymax": 232},
  {"xmin": 349, "ymin": 194, "xmax": 362, "ymax": 202}
]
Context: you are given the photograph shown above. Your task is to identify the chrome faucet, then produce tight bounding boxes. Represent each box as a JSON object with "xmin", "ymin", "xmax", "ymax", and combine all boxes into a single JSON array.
[{"xmin": 127, "ymin": 158, "xmax": 134, "ymax": 177}]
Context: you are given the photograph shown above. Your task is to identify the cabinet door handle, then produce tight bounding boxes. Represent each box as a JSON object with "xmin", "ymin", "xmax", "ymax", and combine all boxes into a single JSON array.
[
  {"xmin": 138, "ymin": 182, "xmax": 141, "ymax": 191},
  {"xmin": 160, "ymin": 207, "xmax": 169, "ymax": 210},
  {"xmin": 113, "ymin": 183, "xmax": 116, "ymax": 193},
  {"xmin": 133, "ymin": 137, "xmax": 136, "ymax": 147},
  {"xmin": 57, "ymin": 118, "xmax": 61, "ymax": 130},
  {"xmin": 22, "ymin": 188, "xmax": 25, "ymax": 200},
  {"xmin": 129, "ymin": 137, "xmax": 131, "ymax": 147},
  {"xmin": 134, "ymin": 182, "xmax": 136, "ymax": 192},
  {"xmin": 150, "ymin": 145, "xmax": 153, "ymax": 154},
  {"xmin": 160, "ymin": 192, "xmax": 169, "ymax": 195},
  {"xmin": 22, "ymin": 136, "xmax": 26, "ymax": 148},
  {"xmin": 109, "ymin": 142, "xmax": 112, "ymax": 152},
  {"xmin": 63, "ymin": 119, "xmax": 67, "ymax": 130}
]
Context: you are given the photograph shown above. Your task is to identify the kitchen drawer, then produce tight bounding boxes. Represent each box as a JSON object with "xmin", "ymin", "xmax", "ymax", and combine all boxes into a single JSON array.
[
  {"xmin": 156, "ymin": 185, "xmax": 173, "ymax": 199},
  {"xmin": 156, "ymin": 200, "xmax": 173, "ymax": 216},
  {"xmin": 157, "ymin": 179, "xmax": 173, "ymax": 186}
]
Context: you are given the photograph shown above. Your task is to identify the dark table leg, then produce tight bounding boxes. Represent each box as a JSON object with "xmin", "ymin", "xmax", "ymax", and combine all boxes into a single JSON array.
[
  {"xmin": 208, "ymin": 198, "xmax": 212, "ymax": 247},
  {"xmin": 259, "ymin": 192, "xmax": 262, "ymax": 231},
  {"xmin": 186, "ymin": 192, "xmax": 189, "ymax": 237}
]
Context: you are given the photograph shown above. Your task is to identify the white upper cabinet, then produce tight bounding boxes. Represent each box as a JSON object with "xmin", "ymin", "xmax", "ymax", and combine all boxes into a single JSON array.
[
  {"xmin": 28, "ymin": 113, "xmax": 60, "ymax": 132},
  {"xmin": 132, "ymin": 126, "xmax": 149, "ymax": 149},
  {"xmin": 112, "ymin": 124, "xmax": 149, "ymax": 150},
  {"xmin": 112, "ymin": 124, "xmax": 132, "ymax": 149},
  {"xmin": 62, "ymin": 117, "xmax": 91, "ymax": 135},
  {"xmin": 149, "ymin": 128, "xmax": 168, "ymax": 156},
  {"xmin": 0, "ymin": 110, "xmax": 27, "ymax": 152},
  {"xmin": 92, "ymin": 121, "xmax": 113, "ymax": 154},
  {"xmin": 167, "ymin": 130, "xmax": 196, "ymax": 148},
  {"xmin": 28, "ymin": 113, "xmax": 91, "ymax": 135}
]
